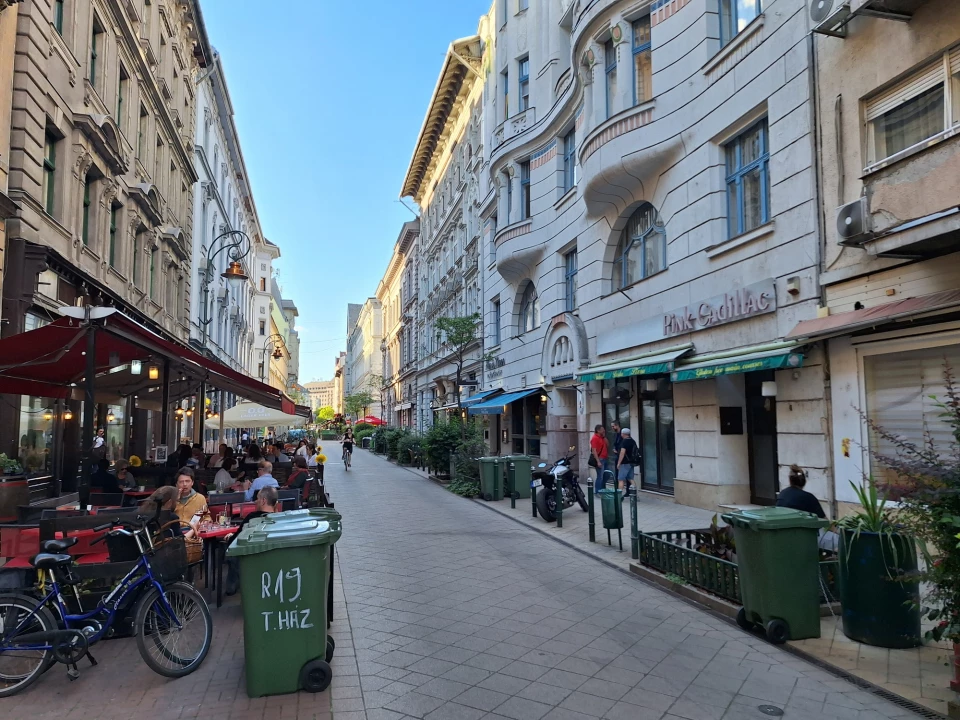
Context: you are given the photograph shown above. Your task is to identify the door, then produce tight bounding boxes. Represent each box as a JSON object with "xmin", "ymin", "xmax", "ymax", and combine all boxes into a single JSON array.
[
  {"xmin": 640, "ymin": 377, "xmax": 676, "ymax": 494},
  {"xmin": 746, "ymin": 371, "xmax": 779, "ymax": 505}
]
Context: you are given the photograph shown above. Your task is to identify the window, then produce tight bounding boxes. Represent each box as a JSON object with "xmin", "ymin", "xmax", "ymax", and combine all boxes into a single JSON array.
[
  {"xmin": 117, "ymin": 65, "xmax": 129, "ymax": 127},
  {"xmin": 137, "ymin": 105, "xmax": 148, "ymax": 160},
  {"xmin": 132, "ymin": 230, "xmax": 142, "ymax": 287},
  {"xmin": 492, "ymin": 299, "xmax": 501, "ymax": 345},
  {"xmin": 511, "ymin": 395, "xmax": 543, "ymax": 456},
  {"xmin": 42, "ymin": 132, "xmax": 57, "ymax": 215},
  {"xmin": 564, "ymin": 250, "xmax": 578, "ymax": 311},
  {"xmin": 259, "ymin": 277, "xmax": 266, "ymax": 292},
  {"xmin": 519, "ymin": 283, "xmax": 540, "ymax": 333},
  {"xmin": 90, "ymin": 18, "xmax": 103, "ymax": 90},
  {"xmin": 725, "ymin": 119, "xmax": 770, "ymax": 237},
  {"xmin": 865, "ymin": 49, "xmax": 960, "ymax": 168},
  {"xmin": 149, "ymin": 247, "xmax": 157, "ymax": 300},
  {"xmin": 520, "ymin": 161, "xmax": 531, "ymax": 220},
  {"xmin": 505, "ymin": 172, "xmax": 512, "ymax": 223},
  {"xmin": 53, "ymin": 0, "xmax": 64, "ymax": 34},
  {"xmin": 518, "ymin": 57, "xmax": 530, "ymax": 112},
  {"xmin": 865, "ymin": 344, "xmax": 960, "ymax": 487},
  {"xmin": 720, "ymin": 0, "xmax": 761, "ymax": 46},
  {"xmin": 615, "ymin": 203, "xmax": 667, "ymax": 289},
  {"xmin": 108, "ymin": 203, "xmax": 119, "ymax": 267},
  {"xmin": 81, "ymin": 173, "xmax": 93, "ymax": 246},
  {"xmin": 632, "ymin": 17, "xmax": 652, "ymax": 105},
  {"xmin": 502, "ymin": 69, "xmax": 509, "ymax": 121},
  {"xmin": 259, "ymin": 320, "xmax": 266, "ymax": 336},
  {"xmin": 154, "ymin": 135, "xmax": 163, "ymax": 186},
  {"xmin": 562, "ymin": 129, "xmax": 576, "ymax": 193},
  {"xmin": 605, "ymin": 39, "xmax": 617, "ymax": 119}
]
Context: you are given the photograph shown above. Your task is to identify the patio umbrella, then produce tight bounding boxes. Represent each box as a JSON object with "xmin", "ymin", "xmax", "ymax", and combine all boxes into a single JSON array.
[
  {"xmin": 360, "ymin": 416, "xmax": 385, "ymax": 426},
  {"xmin": 206, "ymin": 401, "xmax": 305, "ymax": 430}
]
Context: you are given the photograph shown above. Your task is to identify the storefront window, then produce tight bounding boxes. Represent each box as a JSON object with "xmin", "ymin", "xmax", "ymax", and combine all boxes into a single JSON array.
[
  {"xmin": 865, "ymin": 344, "xmax": 960, "ymax": 486},
  {"xmin": 511, "ymin": 395, "xmax": 544, "ymax": 456},
  {"xmin": 105, "ymin": 405, "xmax": 127, "ymax": 463},
  {"xmin": 603, "ymin": 378, "xmax": 632, "ymax": 447},
  {"xmin": 18, "ymin": 396, "xmax": 53, "ymax": 474},
  {"xmin": 641, "ymin": 378, "xmax": 676, "ymax": 493}
]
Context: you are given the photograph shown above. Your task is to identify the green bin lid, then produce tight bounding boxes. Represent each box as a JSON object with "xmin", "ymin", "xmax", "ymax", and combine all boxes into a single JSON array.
[
  {"xmin": 265, "ymin": 507, "xmax": 342, "ymax": 523},
  {"xmin": 227, "ymin": 517, "xmax": 342, "ymax": 557},
  {"xmin": 721, "ymin": 506, "xmax": 828, "ymax": 530}
]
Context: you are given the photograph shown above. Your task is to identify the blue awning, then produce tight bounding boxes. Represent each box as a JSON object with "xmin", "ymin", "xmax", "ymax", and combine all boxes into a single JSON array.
[
  {"xmin": 461, "ymin": 389, "xmax": 502, "ymax": 407},
  {"xmin": 468, "ymin": 388, "xmax": 542, "ymax": 415}
]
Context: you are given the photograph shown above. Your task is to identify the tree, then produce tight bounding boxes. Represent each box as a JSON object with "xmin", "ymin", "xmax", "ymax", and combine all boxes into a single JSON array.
[
  {"xmin": 288, "ymin": 388, "xmax": 308, "ymax": 406},
  {"xmin": 316, "ymin": 406, "xmax": 335, "ymax": 423},
  {"xmin": 367, "ymin": 374, "xmax": 392, "ymax": 425},
  {"xmin": 435, "ymin": 313, "xmax": 481, "ymax": 437},
  {"xmin": 343, "ymin": 391, "xmax": 374, "ymax": 421}
]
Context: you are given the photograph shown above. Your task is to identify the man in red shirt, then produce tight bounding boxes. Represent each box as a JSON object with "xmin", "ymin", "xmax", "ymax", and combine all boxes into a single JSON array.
[{"xmin": 590, "ymin": 424, "xmax": 609, "ymax": 492}]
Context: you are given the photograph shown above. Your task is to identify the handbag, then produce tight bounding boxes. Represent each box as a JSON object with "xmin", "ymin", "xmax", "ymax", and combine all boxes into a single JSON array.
[{"xmin": 588, "ymin": 454, "xmax": 599, "ymax": 469}]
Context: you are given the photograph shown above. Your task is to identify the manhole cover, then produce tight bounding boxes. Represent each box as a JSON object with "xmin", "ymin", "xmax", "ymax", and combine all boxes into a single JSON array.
[{"xmin": 758, "ymin": 706, "xmax": 784, "ymax": 717}]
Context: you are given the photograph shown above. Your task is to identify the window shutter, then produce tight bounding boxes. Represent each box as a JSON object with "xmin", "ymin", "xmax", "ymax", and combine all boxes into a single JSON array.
[
  {"xmin": 949, "ymin": 45, "xmax": 960, "ymax": 76},
  {"xmin": 864, "ymin": 344, "xmax": 960, "ymax": 483},
  {"xmin": 865, "ymin": 59, "xmax": 945, "ymax": 121}
]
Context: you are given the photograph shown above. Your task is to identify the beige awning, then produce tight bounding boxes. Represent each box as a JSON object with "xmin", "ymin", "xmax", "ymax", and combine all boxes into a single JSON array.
[{"xmin": 205, "ymin": 401, "xmax": 305, "ymax": 430}]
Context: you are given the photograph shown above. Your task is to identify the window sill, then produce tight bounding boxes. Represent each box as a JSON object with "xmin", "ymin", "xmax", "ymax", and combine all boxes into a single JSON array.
[
  {"xmin": 601, "ymin": 267, "xmax": 668, "ymax": 299},
  {"xmin": 705, "ymin": 221, "xmax": 774, "ymax": 258},
  {"xmin": 554, "ymin": 186, "xmax": 578, "ymax": 211},
  {"xmin": 703, "ymin": 14, "xmax": 764, "ymax": 76},
  {"xmin": 862, "ymin": 125, "xmax": 960, "ymax": 177}
]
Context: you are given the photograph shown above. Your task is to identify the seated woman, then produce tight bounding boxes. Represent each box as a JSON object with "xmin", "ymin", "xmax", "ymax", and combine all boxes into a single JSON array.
[
  {"xmin": 286, "ymin": 456, "xmax": 310, "ymax": 489},
  {"xmin": 776, "ymin": 465, "xmax": 825, "ymax": 518},
  {"xmin": 213, "ymin": 457, "xmax": 236, "ymax": 492}
]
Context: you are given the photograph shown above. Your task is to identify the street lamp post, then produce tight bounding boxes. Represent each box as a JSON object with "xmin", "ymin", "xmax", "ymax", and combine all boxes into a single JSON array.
[
  {"xmin": 259, "ymin": 334, "xmax": 287, "ymax": 384},
  {"xmin": 199, "ymin": 229, "xmax": 251, "ymax": 352}
]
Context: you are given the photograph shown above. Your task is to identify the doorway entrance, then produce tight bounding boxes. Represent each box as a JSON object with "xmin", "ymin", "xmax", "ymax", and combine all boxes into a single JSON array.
[
  {"xmin": 746, "ymin": 371, "xmax": 779, "ymax": 505},
  {"xmin": 639, "ymin": 377, "xmax": 676, "ymax": 494}
]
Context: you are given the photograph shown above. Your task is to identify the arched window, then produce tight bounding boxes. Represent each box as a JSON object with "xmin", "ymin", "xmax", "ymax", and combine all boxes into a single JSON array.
[
  {"xmin": 614, "ymin": 203, "xmax": 666, "ymax": 289},
  {"xmin": 519, "ymin": 282, "xmax": 540, "ymax": 333}
]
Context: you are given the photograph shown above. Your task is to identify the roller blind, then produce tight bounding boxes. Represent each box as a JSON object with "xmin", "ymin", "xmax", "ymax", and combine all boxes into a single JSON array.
[
  {"xmin": 865, "ymin": 59, "xmax": 945, "ymax": 121},
  {"xmin": 864, "ymin": 344, "xmax": 960, "ymax": 484}
]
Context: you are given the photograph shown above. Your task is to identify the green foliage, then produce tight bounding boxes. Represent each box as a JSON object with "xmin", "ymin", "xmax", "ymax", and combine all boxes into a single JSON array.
[
  {"xmin": 0, "ymin": 453, "xmax": 22, "ymax": 474},
  {"xmin": 319, "ymin": 432, "xmax": 339, "ymax": 441},
  {"xmin": 354, "ymin": 428, "xmax": 376, "ymax": 444},
  {"xmin": 343, "ymin": 391, "xmax": 373, "ymax": 420},
  {"xmin": 397, "ymin": 433, "xmax": 422, "ymax": 466},
  {"xmin": 448, "ymin": 476, "xmax": 480, "ymax": 497},
  {"xmin": 353, "ymin": 422, "xmax": 374, "ymax": 433},
  {"xmin": 422, "ymin": 418, "xmax": 463, "ymax": 475},
  {"xmin": 385, "ymin": 427, "xmax": 411, "ymax": 461},
  {"xmin": 863, "ymin": 363, "xmax": 960, "ymax": 644},
  {"xmin": 316, "ymin": 406, "xmax": 335, "ymax": 423},
  {"xmin": 435, "ymin": 314, "xmax": 480, "ymax": 350}
]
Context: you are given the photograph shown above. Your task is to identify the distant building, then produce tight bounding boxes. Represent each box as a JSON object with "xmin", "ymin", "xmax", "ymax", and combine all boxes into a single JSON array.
[
  {"xmin": 333, "ymin": 352, "xmax": 347, "ymax": 414},
  {"xmin": 304, "ymin": 380, "xmax": 335, "ymax": 412}
]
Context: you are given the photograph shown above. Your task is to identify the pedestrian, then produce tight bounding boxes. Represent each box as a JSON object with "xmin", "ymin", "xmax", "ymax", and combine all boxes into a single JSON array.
[
  {"xmin": 589, "ymin": 424, "xmax": 609, "ymax": 493},
  {"xmin": 611, "ymin": 421, "xmax": 623, "ymax": 461},
  {"xmin": 615, "ymin": 428, "xmax": 640, "ymax": 498}
]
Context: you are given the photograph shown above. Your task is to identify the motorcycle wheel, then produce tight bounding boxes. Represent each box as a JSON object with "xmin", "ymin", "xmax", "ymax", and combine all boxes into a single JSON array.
[
  {"xmin": 574, "ymin": 483, "xmax": 588, "ymax": 512},
  {"xmin": 535, "ymin": 487, "xmax": 556, "ymax": 522}
]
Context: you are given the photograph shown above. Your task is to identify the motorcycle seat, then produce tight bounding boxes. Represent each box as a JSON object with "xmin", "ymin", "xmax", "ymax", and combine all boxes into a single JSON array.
[
  {"xmin": 30, "ymin": 553, "xmax": 74, "ymax": 570},
  {"xmin": 42, "ymin": 538, "xmax": 78, "ymax": 554}
]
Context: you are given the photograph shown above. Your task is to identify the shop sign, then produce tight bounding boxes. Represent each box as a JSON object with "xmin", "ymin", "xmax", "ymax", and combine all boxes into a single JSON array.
[
  {"xmin": 663, "ymin": 280, "xmax": 775, "ymax": 338},
  {"xmin": 486, "ymin": 356, "xmax": 505, "ymax": 380},
  {"xmin": 671, "ymin": 352, "xmax": 803, "ymax": 383}
]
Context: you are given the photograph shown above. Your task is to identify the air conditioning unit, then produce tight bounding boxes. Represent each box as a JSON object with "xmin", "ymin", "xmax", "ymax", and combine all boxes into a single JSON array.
[
  {"xmin": 811, "ymin": 0, "xmax": 852, "ymax": 35},
  {"xmin": 836, "ymin": 197, "xmax": 872, "ymax": 245}
]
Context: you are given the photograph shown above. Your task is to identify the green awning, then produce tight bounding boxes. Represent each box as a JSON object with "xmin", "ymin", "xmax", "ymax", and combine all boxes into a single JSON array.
[
  {"xmin": 671, "ymin": 348, "xmax": 804, "ymax": 383},
  {"xmin": 577, "ymin": 346, "xmax": 692, "ymax": 383}
]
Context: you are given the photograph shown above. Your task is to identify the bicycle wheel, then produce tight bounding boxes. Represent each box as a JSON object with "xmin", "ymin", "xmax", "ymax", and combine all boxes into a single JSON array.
[
  {"xmin": 134, "ymin": 581, "xmax": 212, "ymax": 678},
  {"xmin": 0, "ymin": 593, "xmax": 58, "ymax": 698}
]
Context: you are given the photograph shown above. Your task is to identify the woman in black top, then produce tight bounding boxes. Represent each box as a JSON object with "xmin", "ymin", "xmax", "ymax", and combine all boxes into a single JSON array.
[{"xmin": 776, "ymin": 465, "xmax": 826, "ymax": 518}]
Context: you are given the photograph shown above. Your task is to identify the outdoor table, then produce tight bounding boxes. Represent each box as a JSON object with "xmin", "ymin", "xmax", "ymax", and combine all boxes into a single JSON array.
[
  {"xmin": 122, "ymin": 489, "xmax": 153, "ymax": 507},
  {"xmin": 198, "ymin": 523, "xmax": 237, "ymax": 609}
]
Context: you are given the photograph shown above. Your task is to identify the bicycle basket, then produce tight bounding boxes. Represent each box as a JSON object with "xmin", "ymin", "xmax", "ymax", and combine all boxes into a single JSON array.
[{"xmin": 148, "ymin": 537, "xmax": 188, "ymax": 583}]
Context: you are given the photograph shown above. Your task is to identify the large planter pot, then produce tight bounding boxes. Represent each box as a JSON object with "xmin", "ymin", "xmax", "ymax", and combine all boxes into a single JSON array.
[{"xmin": 838, "ymin": 528, "xmax": 921, "ymax": 648}]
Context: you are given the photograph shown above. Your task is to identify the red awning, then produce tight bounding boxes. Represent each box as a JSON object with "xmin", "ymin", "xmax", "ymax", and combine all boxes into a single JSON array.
[
  {"xmin": 786, "ymin": 288, "xmax": 960, "ymax": 341},
  {"xmin": 0, "ymin": 311, "xmax": 293, "ymax": 411}
]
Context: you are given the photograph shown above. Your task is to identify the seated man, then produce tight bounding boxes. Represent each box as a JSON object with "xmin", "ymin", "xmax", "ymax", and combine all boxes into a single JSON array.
[
  {"xmin": 267, "ymin": 443, "xmax": 290, "ymax": 464},
  {"xmin": 225, "ymin": 485, "xmax": 278, "ymax": 595},
  {"xmin": 244, "ymin": 459, "xmax": 279, "ymax": 501},
  {"xmin": 91, "ymin": 458, "xmax": 121, "ymax": 494}
]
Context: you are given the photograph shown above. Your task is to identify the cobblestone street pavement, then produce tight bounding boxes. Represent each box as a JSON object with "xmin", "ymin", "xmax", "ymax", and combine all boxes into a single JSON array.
[{"xmin": 327, "ymin": 451, "xmax": 929, "ymax": 720}]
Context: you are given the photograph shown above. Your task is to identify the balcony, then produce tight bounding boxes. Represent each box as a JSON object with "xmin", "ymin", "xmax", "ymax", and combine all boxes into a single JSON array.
[
  {"xmin": 493, "ymin": 107, "xmax": 536, "ymax": 151},
  {"xmin": 494, "ymin": 221, "xmax": 540, "ymax": 283}
]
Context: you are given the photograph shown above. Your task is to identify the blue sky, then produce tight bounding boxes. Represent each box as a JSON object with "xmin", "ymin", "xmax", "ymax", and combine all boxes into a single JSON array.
[{"xmin": 201, "ymin": 0, "xmax": 490, "ymax": 382}]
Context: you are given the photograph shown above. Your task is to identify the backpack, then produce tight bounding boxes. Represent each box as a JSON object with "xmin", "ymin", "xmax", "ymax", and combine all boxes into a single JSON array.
[{"xmin": 626, "ymin": 440, "xmax": 641, "ymax": 466}]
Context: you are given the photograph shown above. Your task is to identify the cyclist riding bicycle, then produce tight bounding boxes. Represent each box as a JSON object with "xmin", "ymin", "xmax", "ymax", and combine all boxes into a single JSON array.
[{"xmin": 341, "ymin": 429, "xmax": 355, "ymax": 470}]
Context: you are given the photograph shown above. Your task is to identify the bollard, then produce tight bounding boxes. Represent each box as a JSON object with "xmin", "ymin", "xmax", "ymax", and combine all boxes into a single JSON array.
[
  {"xmin": 509, "ymin": 462, "xmax": 516, "ymax": 509},
  {"xmin": 587, "ymin": 485, "xmax": 595, "ymax": 543},
  {"xmin": 555, "ymin": 477, "xmax": 563, "ymax": 528},
  {"xmin": 532, "ymin": 481, "xmax": 537, "ymax": 518},
  {"xmin": 630, "ymin": 492, "xmax": 639, "ymax": 560}
]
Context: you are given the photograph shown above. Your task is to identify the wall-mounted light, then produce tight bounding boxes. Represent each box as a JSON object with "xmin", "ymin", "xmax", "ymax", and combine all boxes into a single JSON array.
[
  {"xmin": 540, "ymin": 394, "xmax": 548, "ymax": 403},
  {"xmin": 106, "ymin": 411, "xmax": 116, "ymax": 422},
  {"xmin": 43, "ymin": 409, "xmax": 54, "ymax": 421},
  {"xmin": 175, "ymin": 408, "xmax": 184, "ymax": 418},
  {"xmin": 761, "ymin": 381, "xmax": 778, "ymax": 397},
  {"xmin": 131, "ymin": 360, "xmax": 142, "ymax": 375},
  {"xmin": 185, "ymin": 408, "xmax": 193, "ymax": 417},
  {"xmin": 63, "ymin": 410, "xmax": 74, "ymax": 421},
  {"xmin": 148, "ymin": 365, "xmax": 160, "ymax": 380}
]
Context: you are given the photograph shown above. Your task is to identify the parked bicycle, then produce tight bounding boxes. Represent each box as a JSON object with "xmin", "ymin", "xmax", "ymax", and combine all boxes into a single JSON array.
[{"xmin": 0, "ymin": 515, "xmax": 213, "ymax": 697}]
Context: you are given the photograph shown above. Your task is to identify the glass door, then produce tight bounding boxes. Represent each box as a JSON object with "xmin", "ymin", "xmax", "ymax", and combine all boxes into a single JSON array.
[
  {"xmin": 746, "ymin": 371, "xmax": 779, "ymax": 505},
  {"xmin": 640, "ymin": 377, "xmax": 676, "ymax": 494}
]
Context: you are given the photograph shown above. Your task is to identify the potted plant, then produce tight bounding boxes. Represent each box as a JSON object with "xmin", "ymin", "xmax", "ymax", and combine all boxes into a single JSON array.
[
  {"xmin": 0, "ymin": 453, "xmax": 22, "ymax": 475},
  {"xmin": 836, "ymin": 479, "xmax": 921, "ymax": 648}
]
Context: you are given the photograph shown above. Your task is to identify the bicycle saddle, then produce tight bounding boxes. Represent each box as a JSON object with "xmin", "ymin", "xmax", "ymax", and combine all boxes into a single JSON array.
[
  {"xmin": 42, "ymin": 537, "xmax": 78, "ymax": 553},
  {"xmin": 30, "ymin": 553, "xmax": 74, "ymax": 570}
]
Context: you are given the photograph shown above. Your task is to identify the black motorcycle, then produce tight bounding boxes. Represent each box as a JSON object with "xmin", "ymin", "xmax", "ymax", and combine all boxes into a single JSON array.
[{"xmin": 532, "ymin": 449, "xmax": 588, "ymax": 522}]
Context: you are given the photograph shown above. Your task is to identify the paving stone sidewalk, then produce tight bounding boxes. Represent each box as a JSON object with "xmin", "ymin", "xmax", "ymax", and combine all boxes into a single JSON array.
[{"xmin": 326, "ymin": 450, "xmax": 929, "ymax": 720}]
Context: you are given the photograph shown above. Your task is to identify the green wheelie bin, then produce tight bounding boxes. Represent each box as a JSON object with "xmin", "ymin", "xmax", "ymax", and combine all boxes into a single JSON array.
[
  {"xmin": 478, "ymin": 457, "xmax": 504, "ymax": 501},
  {"xmin": 504, "ymin": 456, "xmax": 533, "ymax": 499},
  {"xmin": 227, "ymin": 511, "xmax": 342, "ymax": 697},
  {"xmin": 721, "ymin": 507, "xmax": 829, "ymax": 644}
]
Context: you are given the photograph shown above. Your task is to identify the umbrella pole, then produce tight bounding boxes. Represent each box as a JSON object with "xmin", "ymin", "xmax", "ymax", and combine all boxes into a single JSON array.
[
  {"xmin": 80, "ymin": 322, "xmax": 97, "ymax": 508},
  {"xmin": 219, "ymin": 390, "xmax": 225, "ymax": 444}
]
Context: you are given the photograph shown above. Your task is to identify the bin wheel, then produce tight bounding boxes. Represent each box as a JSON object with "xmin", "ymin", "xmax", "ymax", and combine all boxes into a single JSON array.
[
  {"xmin": 300, "ymin": 658, "xmax": 333, "ymax": 693},
  {"xmin": 735, "ymin": 607, "xmax": 753, "ymax": 631},
  {"xmin": 483, "ymin": 493, "xmax": 492, "ymax": 501},
  {"xmin": 765, "ymin": 619, "xmax": 789, "ymax": 644},
  {"xmin": 326, "ymin": 636, "xmax": 336, "ymax": 663}
]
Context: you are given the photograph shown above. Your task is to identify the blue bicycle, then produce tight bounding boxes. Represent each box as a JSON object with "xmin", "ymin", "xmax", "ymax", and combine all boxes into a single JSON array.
[{"xmin": 0, "ymin": 516, "xmax": 212, "ymax": 696}]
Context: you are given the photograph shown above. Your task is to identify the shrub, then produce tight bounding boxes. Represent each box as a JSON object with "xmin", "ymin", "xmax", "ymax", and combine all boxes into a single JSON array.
[
  {"xmin": 397, "ymin": 433, "xmax": 422, "ymax": 466},
  {"xmin": 449, "ymin": 423, "xmax": 486, "ymax": 497},
  {"xmin": 422, "ymin": 418, "xmax": 462, "ymax": 475},
  {"xmin": 353, "ymin": 422, "xmax": 374, "ymax": 433},
  {"xmin": 385, "ymin": 427, "xmax": 410, "ymax": 461},
  {"xmin": 354, "ymin": 428, "xmax": 376, "ymax": 445}
]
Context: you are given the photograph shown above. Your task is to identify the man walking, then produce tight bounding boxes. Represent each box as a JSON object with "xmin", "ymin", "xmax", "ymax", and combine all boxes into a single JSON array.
[
  {"xmin": 589, "ymin": 424, "xmax": 609, "ymax": 492},
  {"xmin": 615, "ymin": 428, "xmax": 640, "ymax": 498}
]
